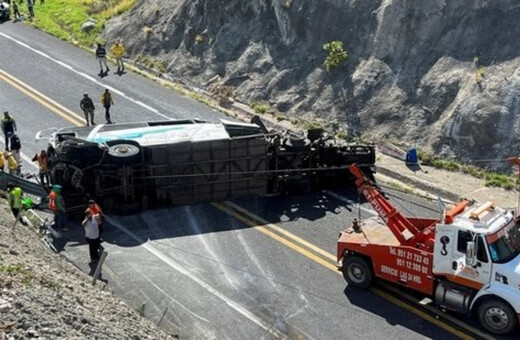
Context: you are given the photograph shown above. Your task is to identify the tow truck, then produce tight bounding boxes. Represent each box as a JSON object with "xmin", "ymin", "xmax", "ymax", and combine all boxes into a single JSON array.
[
  {"xmin": 36, "ymin": 117, "xmax": 375, "ymax": 213},
  {"xmin": 338, "ymin": 164, "xmax": 520, "ymax": 335}
]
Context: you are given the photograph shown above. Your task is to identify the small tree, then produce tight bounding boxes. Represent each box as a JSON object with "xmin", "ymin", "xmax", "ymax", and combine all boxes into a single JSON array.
[{"xmin": 323, "ymin": 40, "xmax": 348, "ymax": 71}]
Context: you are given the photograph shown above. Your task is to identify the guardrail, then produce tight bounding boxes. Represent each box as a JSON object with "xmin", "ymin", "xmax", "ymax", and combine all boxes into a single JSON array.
[{"xmin": 0, "ymin": 172, "xmax": 47, "ymax": 198}]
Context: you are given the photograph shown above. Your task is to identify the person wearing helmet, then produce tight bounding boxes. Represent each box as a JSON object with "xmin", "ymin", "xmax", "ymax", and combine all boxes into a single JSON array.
[{"xmin": 79, "ymin": 93, "xmax": 95, "ymax": 126}]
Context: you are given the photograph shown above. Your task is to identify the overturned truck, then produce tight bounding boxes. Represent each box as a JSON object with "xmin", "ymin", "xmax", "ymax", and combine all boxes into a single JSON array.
[{"xmin": 38, "ymin": 117, "xmax": 375, "ymax": 213}]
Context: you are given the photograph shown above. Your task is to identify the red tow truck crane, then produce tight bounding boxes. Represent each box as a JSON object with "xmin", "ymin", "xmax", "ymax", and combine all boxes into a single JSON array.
[{"xmin": 337, "ymin": 164, "xmax": 520, "ymax": 335}]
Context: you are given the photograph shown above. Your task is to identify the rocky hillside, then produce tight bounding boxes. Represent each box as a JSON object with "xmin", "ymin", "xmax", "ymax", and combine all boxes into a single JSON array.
[
  {"xmin": 0, "ymin": 205, "xmax": 175, "ymax": 339},
  {"xmin": 102, "ymin": 0, "xmax": 520, "ymax": 169}
]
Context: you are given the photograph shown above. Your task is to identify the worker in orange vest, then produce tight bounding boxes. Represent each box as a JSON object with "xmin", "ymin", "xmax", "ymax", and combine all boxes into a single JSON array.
[
  {"xmin": 48, "ymin": 184, "xmax": 66, "ymax": 231},
  {"xmin": 32, "ymin": 150, "xmax": 50, "ymax": 187}
]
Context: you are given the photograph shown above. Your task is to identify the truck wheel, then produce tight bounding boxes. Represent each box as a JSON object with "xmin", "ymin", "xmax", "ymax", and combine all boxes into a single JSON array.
[
  {"xmin": 105, "ymin": 140, "xmax": 142, "ymax": 164},
  {"xmin": 478, "ymin": 299, "xmax": 517, "ymax": 335},
  {"xmin": 342, "ymin": 255, "xmax": 373, "ymax": 289}
]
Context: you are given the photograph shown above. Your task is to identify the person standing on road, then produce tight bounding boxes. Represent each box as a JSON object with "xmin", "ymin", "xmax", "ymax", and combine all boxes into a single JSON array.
[
  {"xmin": 110, "ymin": 39, "xmax": 125, "ymax": 74},
  {"xmin": 8, "ymin": 132, "xmax": 21, "ymax": 168},
  {"xmin": 80, "ymin": 93, "xmax": 95, "ymax": 126},
  {"xmin": 95, "ymin": 43, "xmax": 109, "ymax": 75},
  {"xmin": 82, "ymin": 210, "xmax": 101, "ymax": 263},
  {"xmin": 4, "ymin": 152, "xmax": 18, "ymax": 175},
  {"xmin": 100, "ymin": 89, "xmax": 114, "ymax": 124},
  {"xmin": 1, "ymin": 111, "xmax": 16, "ymax": 150},
  {"xmin": 87, "ymin": 199, "xmax": 105, "ymax": 235},
  {"xmin": 32, "ymin": 149, "xmax": 50, "ymax": 187},
  {"xmin": 7, "ymin": 184, "xmax": 23, "ymax": 219},
  {"xmin": 48, "ymin": 184, "xmax": 66, "ymax": 231}
]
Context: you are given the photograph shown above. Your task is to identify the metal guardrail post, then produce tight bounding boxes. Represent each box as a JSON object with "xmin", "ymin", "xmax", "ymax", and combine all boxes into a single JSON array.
[{"xmin": 92, "ymin": 250, "xmax": 108, "ymax": 286}]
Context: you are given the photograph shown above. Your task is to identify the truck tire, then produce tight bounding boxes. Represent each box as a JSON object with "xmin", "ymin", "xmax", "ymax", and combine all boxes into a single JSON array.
[
  {"xmin": 342, "ymin": 255, "xmax": 373, "ymax": 289},
  {"xmin": 105, "ymin": 140, "xmax": 142, "ymax": 164},
  {"xmin": 477, "ymin": 299, "xmax": 517, "ymax": 335}
]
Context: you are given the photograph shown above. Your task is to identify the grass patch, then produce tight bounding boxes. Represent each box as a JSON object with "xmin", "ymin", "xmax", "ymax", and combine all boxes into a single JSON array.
[
  {"xmin": 26, "ymin": 0, "xmax": 139, "ymax": 47},
  {"xmin": 418, "ymin": 150, "xmax": 516, "ymax": 190},
  {"xmin": 250, "ymin": 101, "xmax": 269, "ymax": 114}
]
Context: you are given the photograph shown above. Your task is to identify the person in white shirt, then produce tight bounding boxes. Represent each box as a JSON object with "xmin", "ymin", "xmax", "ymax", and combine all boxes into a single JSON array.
[{"xmin": 82, "ymin": 210, "xmax": 100, "ymax": 263}]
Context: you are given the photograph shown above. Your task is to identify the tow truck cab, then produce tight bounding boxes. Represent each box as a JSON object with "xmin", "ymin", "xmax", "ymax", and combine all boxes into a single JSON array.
[{"xmin": 433, "ymin": 202, "xmax": 520, "ymax": 334}]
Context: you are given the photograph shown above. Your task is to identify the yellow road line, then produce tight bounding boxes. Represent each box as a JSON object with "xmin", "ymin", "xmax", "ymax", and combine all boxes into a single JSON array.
[
  {"xmin": 223, "ymin": 201, "xmax": 337, "ymax": 262},
  {"xmin": 213, "ymin": 202, "xmax": 338, "ymax": 272},
  {"xmin": 370, "ymin": 287, "xmax": 475, "ymax": 340},
  {"xmin": 0, "ymin": 69, "xmax": 84, "ymax": 126},
  {"xmin": 379, "ymin": 282, "xmax": 495, "ymax": 340},
  {"xmin": 214, "ymin": 201, "xmax": 478, "ymax": 340}
]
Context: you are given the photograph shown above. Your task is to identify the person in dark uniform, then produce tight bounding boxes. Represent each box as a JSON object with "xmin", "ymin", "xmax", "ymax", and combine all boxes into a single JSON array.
[{"xmin": 1, "ymin": 111, "xmax": 16, "ymax": 150}]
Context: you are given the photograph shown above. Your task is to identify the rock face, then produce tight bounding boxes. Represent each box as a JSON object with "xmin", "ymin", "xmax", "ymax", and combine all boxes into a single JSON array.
[{"xmin": 103, "ymin": 0, "xmax": 520, "ymax": 168}]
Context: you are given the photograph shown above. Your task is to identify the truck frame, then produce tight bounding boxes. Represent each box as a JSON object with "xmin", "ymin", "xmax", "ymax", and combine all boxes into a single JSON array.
[
  {"xmin": 338, "ymin": 164, "xmax": 520, "ymax": 335},
  {"xmin": 38, "ymin": 117, "xmax": 375, "ymax": 213}
]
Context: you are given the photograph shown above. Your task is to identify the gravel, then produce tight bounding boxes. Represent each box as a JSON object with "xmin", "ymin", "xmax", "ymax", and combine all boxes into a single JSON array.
[{"xmin": 0, "ymin": 204, "xmax": 176, "ymax": 340}]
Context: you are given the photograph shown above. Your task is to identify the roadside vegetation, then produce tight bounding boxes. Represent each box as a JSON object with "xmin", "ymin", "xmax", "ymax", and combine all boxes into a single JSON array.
[
  {"xmin": 418, "ymin": 150, "xmax": 517, "ymax": 190},
  {"xmin": 25, "ymin": 0, "xmax": 138, "ymax": 47},
  {"xmin": 323, "ymin": 40, "xmax": 348, "ymax": 71}
]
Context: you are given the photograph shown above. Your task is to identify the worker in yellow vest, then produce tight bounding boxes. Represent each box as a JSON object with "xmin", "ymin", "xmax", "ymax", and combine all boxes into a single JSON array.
[
  {"xmin": 110, "ymin": 39, "xmax": 125, "ymax": 74},
  {"xmin": 4, "ymin": 151, "xmax": 18, "ymax": 175},
  {"xmin": 7, "ymin": 183, "xmax": 23, "ymax": 219}
]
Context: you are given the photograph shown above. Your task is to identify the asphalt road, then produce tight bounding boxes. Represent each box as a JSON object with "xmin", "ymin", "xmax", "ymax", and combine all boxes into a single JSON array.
[{"xmin": 0, "ymin": 22, "xmax": 503, "ymax": 339}]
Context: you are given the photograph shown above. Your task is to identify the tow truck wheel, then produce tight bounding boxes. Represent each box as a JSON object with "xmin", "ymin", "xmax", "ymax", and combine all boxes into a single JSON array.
[
  {"xmin": 478, "ymin": 299, "xmax": 517, "ymax": 335},
  {"xmin": 343, "ymin": 255, "xmax": 373, "ymax": 289}
]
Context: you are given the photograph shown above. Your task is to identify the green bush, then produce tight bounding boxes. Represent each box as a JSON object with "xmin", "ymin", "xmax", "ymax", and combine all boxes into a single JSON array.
[
  {"xmin": 250, "ymin": 101, "xmax": 269, "ymax": 114},
  {"xmin": 323, "ymin": 40, "xmax": 348, "ymax": 72}
]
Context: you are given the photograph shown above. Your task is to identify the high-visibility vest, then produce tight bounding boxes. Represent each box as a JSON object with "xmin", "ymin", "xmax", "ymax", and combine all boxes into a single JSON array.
[
  {"xmin": 9, "ymin": 187, "xmax": 23, "ymax": 209},
  {"xmin": 6, "ymin": 155, "xmax": 17, "ymax": 170},
  {"xmin": 48, "ymin": 191, "xmax": 57, "ymax": 211}
]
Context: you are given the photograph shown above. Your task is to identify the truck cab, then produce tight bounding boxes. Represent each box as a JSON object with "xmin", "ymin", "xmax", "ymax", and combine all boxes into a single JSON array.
[{"xmin": 433, "ymin": 201, "xmax": 520, "ymax": 334}]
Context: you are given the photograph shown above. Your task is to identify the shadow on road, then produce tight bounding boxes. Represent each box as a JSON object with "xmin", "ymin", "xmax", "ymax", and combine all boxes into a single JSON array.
[
  {"xmin": 48, "ymin": 188, "xmax": 361, "ymax": 248},
  {"xmin": 343, "ymin": 284, "xmax": 460, "ymax": 339}
]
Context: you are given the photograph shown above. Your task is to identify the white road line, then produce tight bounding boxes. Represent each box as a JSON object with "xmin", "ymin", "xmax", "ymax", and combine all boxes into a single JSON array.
[
  {"xmin": 322, "ymin": 190, "xmax": 377, "ymax": 216},
  {"xmin": 106, "ymin": 216, "xmax": 283, "ymax": 338},
  {"xmin": 0, "ymin": 32, "xmax": 172, "ymax": 120}
]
